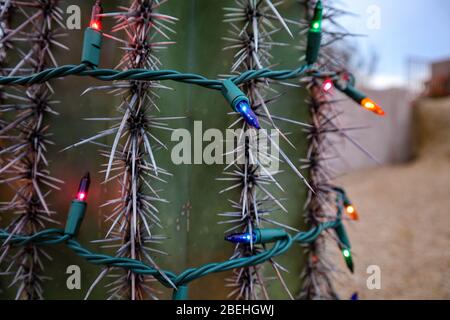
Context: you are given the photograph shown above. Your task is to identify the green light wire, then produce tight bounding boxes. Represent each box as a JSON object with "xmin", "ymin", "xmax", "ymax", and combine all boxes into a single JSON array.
[
  {"xmin": 0, "ymin": 63, "xmax": 327, "ymax": 89},
  {"xmin": 0, "ymin": 218, "xmax": 340, "ymax": 290},
  {"xmin": 0, "ymin": 192, "xmax": 351, "ymax": 299}
]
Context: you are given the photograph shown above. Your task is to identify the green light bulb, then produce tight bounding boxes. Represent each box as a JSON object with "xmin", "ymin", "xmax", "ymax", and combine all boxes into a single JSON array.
[
  {"xmin": 342, "ymin": 248, "xmax": 354, "ymax": 273},
  {"xmin": 311, "ymin": 21, "xmax": 321, "ymax": 32},
  {"xmin": 306, "ymin": 1, "xmax": 323, "ymax": 64},
  {"xmin": 309, "ymin": 1, "xmax": 323, "ymax": 33},
  {"xmin": 343, "ymin": 248, "xmax": 351, "ymax": 258}
]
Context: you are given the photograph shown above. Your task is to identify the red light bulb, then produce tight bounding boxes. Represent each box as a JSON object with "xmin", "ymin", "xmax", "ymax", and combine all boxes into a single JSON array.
[
  {"xmin": 322, "ymin": 79, "xmax": 333, "ymax": 93},
  {"xmin": 89, "ymin": 1, "xmax": 103, "ymax": 31},
  {"xmin": 76, "ymin": 172, "xmax": 90, "ymax": 202},
  {"xmin": 90, "ymin": 21, "xmax": 100, "ymax": 30}
]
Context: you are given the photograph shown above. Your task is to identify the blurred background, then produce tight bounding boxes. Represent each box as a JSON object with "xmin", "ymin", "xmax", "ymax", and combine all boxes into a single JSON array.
[
  {"xmin": 332, "ymin": 0, "xmax": 450, "ymax": 300},
  {"xmin": 0, "ymin": 0, "xmax": 449, "ymax": 300}
]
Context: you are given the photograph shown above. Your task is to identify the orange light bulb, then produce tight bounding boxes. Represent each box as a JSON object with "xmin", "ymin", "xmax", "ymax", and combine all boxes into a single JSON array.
[
  {"xmin": 345, "ymin": 205, "xmax": 359, "ymax": 221},
  {"xmin": 361, "ymin": 98, "xmax": 385, "ymax": 116}
]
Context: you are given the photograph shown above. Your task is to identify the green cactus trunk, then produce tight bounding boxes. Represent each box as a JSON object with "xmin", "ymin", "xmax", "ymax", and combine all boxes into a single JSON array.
[{"xmin": 0, "ymin": 0, "xmax": 309, "ymax": 300}]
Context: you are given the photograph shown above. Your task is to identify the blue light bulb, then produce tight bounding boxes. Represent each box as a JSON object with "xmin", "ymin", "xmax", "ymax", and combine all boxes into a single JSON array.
[
  {"xmin": 225, "ymin": 232, "xmax": 256, "ymax": 244},
  {"xmin": 235, "ymin": 100, "xmax": 261, "ymax": 129}
]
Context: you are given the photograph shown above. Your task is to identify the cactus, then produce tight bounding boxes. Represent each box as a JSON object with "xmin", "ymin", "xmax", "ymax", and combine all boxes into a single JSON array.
[
  {"xmin": 0, "ymin": 0, "xmax": 66, "ymax": 299},
  {"xmin": 0, "ymin": 0, "xmax": 370, "ymax": 300},
  {"xmin": 220, "ymin": 0, "xmax": 312, "ymax": 300},
  {"xmin": 71, "ymin": 0, "xmax": 179, "ymax": 300},
  {"xmin": 298, "ymin": 0, "xmax": 371, "ymax": 299}
]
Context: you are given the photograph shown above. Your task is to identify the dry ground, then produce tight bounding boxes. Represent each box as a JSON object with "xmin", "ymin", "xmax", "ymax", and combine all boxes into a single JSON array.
[
  {"xmin": 333, "ymin": 158, "xmax": 450, "ymax": 299},
  {"xmin": 333, "ymin": 98, "xmax": 450, "ymax": 300}
]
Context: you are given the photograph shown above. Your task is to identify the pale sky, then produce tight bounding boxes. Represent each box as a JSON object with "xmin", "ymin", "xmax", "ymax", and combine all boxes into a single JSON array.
[{"xmin": 338, "ymin": 0, "xmax": 450, "ymax": 89}]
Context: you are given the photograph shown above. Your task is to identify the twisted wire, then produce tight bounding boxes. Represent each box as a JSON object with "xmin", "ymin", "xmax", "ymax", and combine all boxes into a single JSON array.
[
  {"xmin": 0, "ymin": 63, "xmax": 321, "ymax": 89},
  {"xmin": 0, "ymin": 217, "xmax": 340, "ymax": 290}
]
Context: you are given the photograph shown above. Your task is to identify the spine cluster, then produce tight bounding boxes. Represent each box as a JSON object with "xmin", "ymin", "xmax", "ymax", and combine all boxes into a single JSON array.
[
  {"xmin": 80, "ymin": 0, "xmax": 177, "ymax": 300},
  {"xmin": 220, "ymin": 0, "xmax": 301, "ymax": 300},
  {"xmin": 299, "ymin": 0, "xmax": 359, "ymax": 299},
  {"xmin": 0, "ymin": 0, "xmax": 66, "ymax": 299}
]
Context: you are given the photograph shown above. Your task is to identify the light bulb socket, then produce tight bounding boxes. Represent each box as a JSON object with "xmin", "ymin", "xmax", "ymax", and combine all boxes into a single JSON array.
[
  {"xmin": 221, "ymin": 79, "xmax": 249, "ymax": 112},
  {"xmin": 306, "ymin": 32, "xmax": 322, "ymax": 65},
  {"xmin": 81, "ymin": 27, "xmax": 103, "ymax": 67},
  {"xmin": 221, "ymin": 80, "xmax": 260, "ymax": 129},
  {"xmin": 255, "ymin": 228, "xmax": 288, "ymax": 244},
  {"xmin": 340, "ymin": 84, "xmax": 367, "ymax": 104},
  {"xmin": 334, "ymin": 186, "xmax": 350, "ymax": 203},
  {"xmin": 64, "ymin": 200, "xmax": 87, "ymax": 237},
  {"xmin": 335, "ymin": 222, "xmax": 351, "ymax": 250}
]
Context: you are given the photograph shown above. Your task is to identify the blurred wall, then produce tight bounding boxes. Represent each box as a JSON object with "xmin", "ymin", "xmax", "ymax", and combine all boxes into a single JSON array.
[
  {"xmin": 334, "ymin": 87, "xmax": 413, "ymax": 174},
  {"xmin": 412, "ymin": 96, "xmax": 450, "ymax": 159}
]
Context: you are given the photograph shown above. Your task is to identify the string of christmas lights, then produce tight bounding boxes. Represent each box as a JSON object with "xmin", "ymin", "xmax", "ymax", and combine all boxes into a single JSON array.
[
  {"xmin": 0, "ymin": 2, "xmax": 385, "ymax": 129},
  {"xmin": 0, "ymin": 172, "xmax": 352, "ymax": 300},
  {"xmin": 0, "ymin": 0, "xmax": 383, "ymax": 300},
  {"xmin": 296, "ymin": 0, "xmax": 375, "ymax": 299},
  {"xmin": 0, "ymin": 62, "xmax": 382, "ymax": 117}
]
